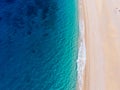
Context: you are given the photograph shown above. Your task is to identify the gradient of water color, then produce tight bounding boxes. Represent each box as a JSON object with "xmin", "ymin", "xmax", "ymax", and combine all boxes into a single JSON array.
[{"xmin": 0, "ymin": 0, "xmax": 78, "ymax": 90}]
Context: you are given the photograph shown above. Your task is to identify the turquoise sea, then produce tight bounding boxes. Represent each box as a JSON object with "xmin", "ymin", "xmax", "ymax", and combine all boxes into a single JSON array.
[{"xmin": 0, "ymin": 0, "xmax": 78, "ymax": 90}]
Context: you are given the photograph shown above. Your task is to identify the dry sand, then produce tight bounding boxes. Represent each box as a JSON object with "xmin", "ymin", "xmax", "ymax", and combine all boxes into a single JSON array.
[{"xmin": 78, "ymin": 0, "xmax": 120, "ymax": 90}]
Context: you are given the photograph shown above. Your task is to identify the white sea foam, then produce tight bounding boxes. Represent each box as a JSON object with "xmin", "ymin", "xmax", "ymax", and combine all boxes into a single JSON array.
[{"xmin": 77, "ymin": 19, "xmax": 86, "ymax": 90}]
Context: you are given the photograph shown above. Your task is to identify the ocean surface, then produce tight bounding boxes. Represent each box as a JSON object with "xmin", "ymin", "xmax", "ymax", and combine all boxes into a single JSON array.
[{"xmin": 0, "ymin": 0, "xmax": 78, "ymax": 90}]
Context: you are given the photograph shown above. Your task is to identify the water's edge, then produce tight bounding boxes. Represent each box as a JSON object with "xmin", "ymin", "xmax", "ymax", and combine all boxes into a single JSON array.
[{"xmin": 77, "ymin": 0, "xmax": 86, "ymax": 89}]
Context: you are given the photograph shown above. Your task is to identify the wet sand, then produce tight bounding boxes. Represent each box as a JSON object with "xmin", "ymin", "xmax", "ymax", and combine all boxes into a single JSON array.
[
  {"xmin": 77, "ymin": 0, "xmax": 86, "ymax": 90},
  {"xmin": 78, "ymin": 0, "xmax": 120, "ymax": 90}
]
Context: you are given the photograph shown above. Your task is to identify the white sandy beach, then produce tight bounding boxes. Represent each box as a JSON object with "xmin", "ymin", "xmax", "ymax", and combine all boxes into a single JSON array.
[{"xmin": 78, "ymin": 0, "xmax": 120, "ymax": 90}]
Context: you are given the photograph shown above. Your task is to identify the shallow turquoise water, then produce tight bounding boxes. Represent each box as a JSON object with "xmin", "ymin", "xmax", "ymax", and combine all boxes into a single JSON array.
[{"xmin": 0, "ymin": 0, "xmax": 78, "ymax": 90}]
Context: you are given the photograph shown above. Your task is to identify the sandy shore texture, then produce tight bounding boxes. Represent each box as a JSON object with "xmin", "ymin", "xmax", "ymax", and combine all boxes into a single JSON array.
[{"xmin": 79, "ymin": 0, "xmax": 120, "ymax": 90}]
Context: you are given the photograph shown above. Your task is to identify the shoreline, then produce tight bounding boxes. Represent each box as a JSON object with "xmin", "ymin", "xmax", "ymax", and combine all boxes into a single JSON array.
[{"xmin": 77, "ymin": 0, "xmax": 86, "ymax": 90}]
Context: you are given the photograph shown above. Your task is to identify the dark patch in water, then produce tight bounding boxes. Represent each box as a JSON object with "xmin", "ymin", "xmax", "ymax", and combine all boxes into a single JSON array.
[
  {"xmin": 34, "ymin": 0, "xmax": 49, "ymax": 9},
  {"xmin": 40, "ymin": 1, "xmax": 58, "ymax": 29},
  {"xmin": 0, "ymin": 17, "xmax": 2, "ymax": 21},
  {"xmin": 27, "ymin": 31, "xmax": 32, "ymax": 36},
  {"xmin": 12, "ymin": 16, "xmax": 25, "ymax": 29},
  {"xmin": 34, "ymin": 0, "xmax": 51, "ymax": 20},
  {"xmin": 26, "ymin": 5, "xmax": 37, "ymax": 16},
  {"xmin": 5, "ymin": 0, "xmax": 15, "ymax": 3},
  {"xmin": 31, "ymin": 49, "xmax": 36, "ymax": 54},
  {"xmin": 43, "ymin": 33, "xmax": 49, "ymax": 37},
  {"xmin": 0, "ymin": 39, "xmax": 2, "ymax": 43},
  {"xmin": 42, "ymin": 7, "xmax": 49, "ymax": 19},
  {"xmin": 3, "ymin": 11, "xmax": 12, "ymax": 25}
]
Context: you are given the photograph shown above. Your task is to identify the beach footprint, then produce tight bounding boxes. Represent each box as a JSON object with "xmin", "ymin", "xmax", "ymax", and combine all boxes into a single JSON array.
[{"xmin": 115, "ymin": 8, "xmax": 120, "ymax": 14}]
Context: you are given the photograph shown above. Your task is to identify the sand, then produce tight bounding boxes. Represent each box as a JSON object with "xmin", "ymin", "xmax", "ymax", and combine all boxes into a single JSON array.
[{"xmin": 78, "ymin": 0, "xmax": 120, "ymax": 90}]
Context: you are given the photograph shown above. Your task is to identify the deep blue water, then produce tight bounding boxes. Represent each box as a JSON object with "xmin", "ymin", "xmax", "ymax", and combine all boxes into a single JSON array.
[{"xmin": 0, "ymin": 0, "xmax": 78, "ymax": 90}]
